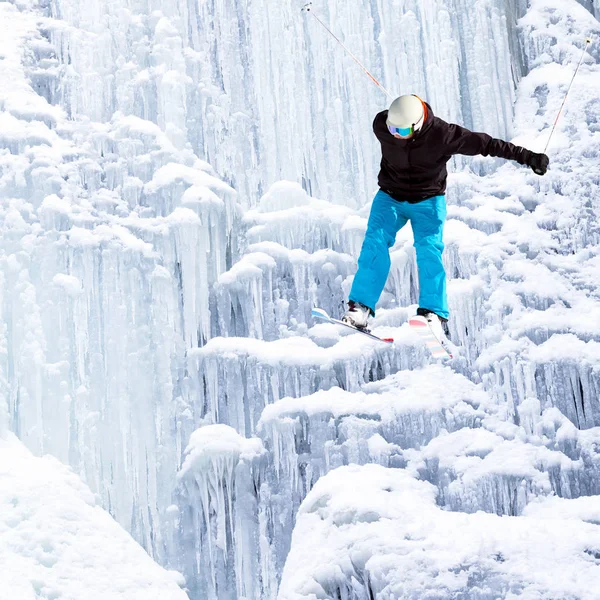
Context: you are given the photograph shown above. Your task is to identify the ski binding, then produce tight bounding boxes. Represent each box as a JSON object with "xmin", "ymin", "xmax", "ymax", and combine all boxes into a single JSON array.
[{"xmin": 311, "ymin": 307, "xmax": 394, "ymax": 344}]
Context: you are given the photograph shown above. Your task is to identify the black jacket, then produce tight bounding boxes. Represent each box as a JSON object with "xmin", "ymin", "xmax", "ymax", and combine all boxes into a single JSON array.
[{"xmin": 374, "ymin": 103, "xmax": 528, "ymax": 202}]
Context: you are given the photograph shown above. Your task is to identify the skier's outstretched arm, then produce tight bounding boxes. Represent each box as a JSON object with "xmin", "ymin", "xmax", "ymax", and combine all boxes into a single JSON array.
[{"xmin": 444, "ymin": 122, "xmax": 549, "ymax": 175}]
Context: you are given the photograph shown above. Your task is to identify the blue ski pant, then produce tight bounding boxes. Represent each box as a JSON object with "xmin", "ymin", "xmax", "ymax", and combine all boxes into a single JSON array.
[{"xmin": 349, "ymin": 190, "xmax": 449, "ymax": 319}]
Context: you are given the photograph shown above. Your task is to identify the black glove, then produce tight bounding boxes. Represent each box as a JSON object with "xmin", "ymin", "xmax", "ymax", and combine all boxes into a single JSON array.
[{"xmin": 519, "ymin": 149, "xmax": 549, "ymax": 175}]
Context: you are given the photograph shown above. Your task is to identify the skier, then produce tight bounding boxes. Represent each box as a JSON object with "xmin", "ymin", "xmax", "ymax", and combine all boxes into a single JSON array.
[{"xmin": 342, "ymin": 94, "xmax": 549, "ymax": 342}]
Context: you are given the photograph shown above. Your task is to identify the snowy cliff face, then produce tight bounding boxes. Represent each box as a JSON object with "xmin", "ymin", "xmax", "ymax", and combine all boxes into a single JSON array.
[{"xmin": 1, "ymin": 0, "xmax": 600, "ymax": 598}]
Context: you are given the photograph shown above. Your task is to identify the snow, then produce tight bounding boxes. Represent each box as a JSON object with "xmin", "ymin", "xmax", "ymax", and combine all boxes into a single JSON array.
[
  {"xmin": 523, "ymin": 494, "xmax": 600, "ymax": 522},
  {"xmin": 0, "ymin": 434, "xmax": 188, "ymax": 600},
  {"xmin": 278, "ymin": 464, "xmax": 600, "ymax": 600},
  {"xmin": 52, "ymin": 273, "xmax": 83, "ymax": 295},
  {"xmin": 179, "ymin": 424, "xmax": 265, "ymax": 478},
  {"xmin": 259, "ymin": 364, "xmax": 491, "ymax": 426},
  {"xmin": 144, "ymin": 163, "xmax": 233, "ymax": 196},
  {"xmin": 257, "ymin": 181, "xmax": 311, "ymax": 213}
]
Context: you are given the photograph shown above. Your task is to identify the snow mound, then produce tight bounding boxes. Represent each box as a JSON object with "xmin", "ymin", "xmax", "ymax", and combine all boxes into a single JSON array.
[
  {"xmin": 0, "ymin": 434, "xmax": 188, "ymax": 600},
  {"xmin": 279, "ymin": 464, "xmax": 600, "ymax": 600},
  {"xmin": 258, "ymin": 181, "xmax": 311, "ymax": 213}
]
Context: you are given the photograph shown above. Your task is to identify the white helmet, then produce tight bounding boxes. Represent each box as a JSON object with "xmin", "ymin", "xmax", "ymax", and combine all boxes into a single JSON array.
[{"xmin": 386, "ymin": 95, "xmax": 425, "ymax": 137}]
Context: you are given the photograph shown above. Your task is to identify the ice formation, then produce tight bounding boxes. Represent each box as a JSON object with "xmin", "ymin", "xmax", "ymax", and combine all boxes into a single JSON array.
[
  {"xmin": 1, "ymin": 0, "xmax": 599, "ymax": 598},
  {"xmin": 177, "ymin": 425, "xmax": 269, "ymax": 600}
]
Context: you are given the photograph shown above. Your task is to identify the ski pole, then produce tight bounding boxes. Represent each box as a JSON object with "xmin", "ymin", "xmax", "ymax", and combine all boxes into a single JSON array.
[
  {"xmin": 543, "ymin": 37, "xmax": 592, "ymax": 154},
  {"xmin": 302, "ymin": 3, "xmax": 394, "ymax": 100}
]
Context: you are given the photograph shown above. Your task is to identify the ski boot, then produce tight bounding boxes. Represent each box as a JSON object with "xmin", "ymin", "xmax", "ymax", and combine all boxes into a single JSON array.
[{"xmin": 342, "ymin": 301, "xmax": 372, "ymax": 330}]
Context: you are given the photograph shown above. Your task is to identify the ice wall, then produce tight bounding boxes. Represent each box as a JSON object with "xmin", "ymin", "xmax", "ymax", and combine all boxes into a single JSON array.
[
  {"xmin": 2, "ymin": 0, "xmax": 600, "ymax": 598},
  {"xmin": 43, "ymin": 0, "xmax": 524, "ymax": 206},
  {"xmin": 0, "ymin": 0, "xmax": 240, "ymax": 565},
  {"xmin": 176, "ymin": 425, "xmax": 270, "ymax": 600}
]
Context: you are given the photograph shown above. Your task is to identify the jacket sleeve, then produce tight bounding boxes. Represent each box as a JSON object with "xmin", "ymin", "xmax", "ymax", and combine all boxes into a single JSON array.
[
  {"xmin": 372, "ymin": 111, "xmax": 389, "ymax": 143},
  {"xmin": 444, "ymin": 122, "xmax": 527, "ymax": 164}
]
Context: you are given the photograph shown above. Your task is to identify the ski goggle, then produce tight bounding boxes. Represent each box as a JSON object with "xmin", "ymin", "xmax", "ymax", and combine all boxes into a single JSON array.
[
  {"xmin": 388, "ymin": 124, "xmax": 414, "ymax": 137},
  {"xmin": 387, "ymin": 111, "xmax": 425, "ymax": 138}
]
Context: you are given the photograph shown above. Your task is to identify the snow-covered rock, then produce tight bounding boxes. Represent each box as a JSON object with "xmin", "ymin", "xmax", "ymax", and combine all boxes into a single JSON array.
[{"xmin": 279, "ymin": 464, "xmax": 600, "ymax": 600}]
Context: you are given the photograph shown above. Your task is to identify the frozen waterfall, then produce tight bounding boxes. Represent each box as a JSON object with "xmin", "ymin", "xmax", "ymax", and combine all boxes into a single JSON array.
[{"xmin": 1, "ymin": 0, "xmax": 599, "ymax": 598}]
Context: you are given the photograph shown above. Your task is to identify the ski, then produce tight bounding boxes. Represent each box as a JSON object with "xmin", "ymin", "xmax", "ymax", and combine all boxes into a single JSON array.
[
  {"xmin": 408, "ymin": 315, "xmax": 452, "ymax": 359},
  {"xmin": 311, "ymin": 307, "xmax": 394, "ymax": 344}
]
